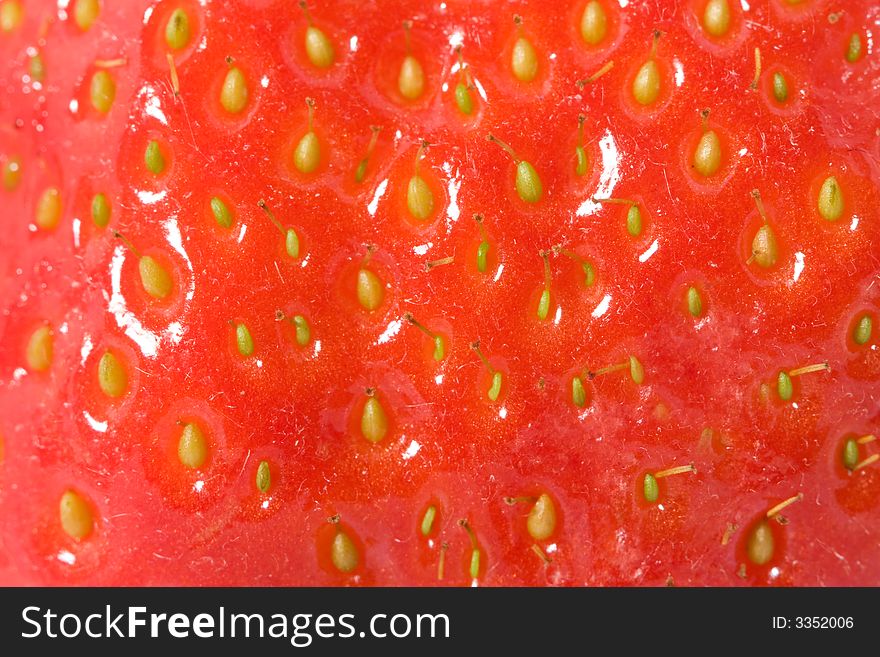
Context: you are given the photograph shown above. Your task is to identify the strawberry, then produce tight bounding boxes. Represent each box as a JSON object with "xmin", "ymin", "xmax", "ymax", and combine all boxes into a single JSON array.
[{"xmin": 0, "ymin": 0, "xmax": 879, "ymax": 587}]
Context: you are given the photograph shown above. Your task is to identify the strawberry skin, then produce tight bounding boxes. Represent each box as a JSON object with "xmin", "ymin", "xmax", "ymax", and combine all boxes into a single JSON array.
[{"xmin": 0, "ymin": 0, "xmax": 879, "ymax": 586}]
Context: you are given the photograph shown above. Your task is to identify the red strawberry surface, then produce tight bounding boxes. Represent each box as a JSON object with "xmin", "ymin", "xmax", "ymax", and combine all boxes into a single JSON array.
[{"xmin": 1, "ymin": 0, "xmax": 879, "ymax": 586}]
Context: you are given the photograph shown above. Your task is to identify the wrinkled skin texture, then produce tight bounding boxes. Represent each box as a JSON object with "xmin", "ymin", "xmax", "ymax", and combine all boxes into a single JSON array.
[{"xmin": 0, "ymin": 0, "xmax": 879, "ymax": 586}]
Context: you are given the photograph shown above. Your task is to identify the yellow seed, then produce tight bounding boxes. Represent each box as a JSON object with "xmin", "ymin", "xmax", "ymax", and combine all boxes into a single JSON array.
[
  {"xmin": 59, "ymin": 490, "xmax": 93, "ymax": 541},
  {"xmin": 407, "ymin": 174, "xmax": 434, "ymax": 221},
  {"xmin": 73, "ymin": 0, "xmax": 100, "ymax": 31},
  {"xmin": 256, "ymin": 460, "xmax": 271, "ymax": 493},
  {"xmin": 89, "ymin": 69, "xmax": 116, "ymax": 114},
  {"xmin": 220, "ymin": 66, "xmax": 248, "ymax": 114},
  {"xmin": 0, "ymin": 0, "xmax": 24, "ymax": 33},
  {"xmin": 702, "ymin": 0, "xmax": 731, "ymax": 37},
  {"xmin": 139, "ymin": 255, "xmax": 173, "ymax": 299},
  {"xmin": 97, "ymin": 350, "xmax": 127, "ymax": 398},
  {"xmin": 629, "ymin": 355, "xmax": 645, "ymax": 385},
  {"xmin": 526, "ymin": 493, "xmax": 557, "ymax": 541},
  {"xmin": 580, "ymin": 1, "xmax": 608, "ymax": 45},
  {"xmin": 2, "ymin": 155, "xmax": 22, "ymax": 190},
  {"xmin": 293, "ymin": 314, "xmax": 311, "ymax": 346},
  {"xmin": 817, "ymin": 175, "xmax": 844, "ymax": 221},
  {"xmin": 177, "ymin": 422, "xmax": 208, "ymax": 469},
  {"xmin": 398, "ymin": 54, "xmax": 425, "ymax": 100},
  {"xmin": 746, "ymin": 520, "xmax": 774, "ymax": 565},
  {"xmin": 25, "ymin": 325, "xmax": 53, "ymax": 372},
  {"xmin": 750, "ymin": 224, "xmax": 778, "ymax": 269},
  {"xmin": 305, "ymin": 25, "xmax": 334, "ymax": 69},
  {"xmin": 361, "ymin": 396, "xmax": 388, "ymax": 443},
  {"xmin": 632, "ymin": 59, "xmax": 660, "ymax": 105},
  {"xmin": 91, "ymin": 193, "xmax": 111, "ymax": 228},
  {"xmin": 511, "ymin": 37, "xmax": 538, "ymax": 82},
  {"xmin": 294, "ymin": 131, "xmax": 320, "ymax": 173},
  {"xmin": 35, "ymin": 187, "xmax": 62, "ymax": 230},
  {"xmin": 693, "ymin": 129, "xmax": 721, "ymax": 177},
  {"xmin": 356, "ymin": 268, "xmax": 383, "ymax": 311},
  {"xmin": 165, "ymin": 8, "xmax": 191, "ymax": 51},
  {"xmin": 331, "ymin": 530, "xmax": 359, "ymax": 572}
]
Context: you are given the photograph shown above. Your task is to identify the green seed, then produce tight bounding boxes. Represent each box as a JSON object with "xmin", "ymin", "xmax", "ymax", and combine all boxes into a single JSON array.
[
  {"xmin": 361, "ymin": 396, "xmax": 388, "ymax": 443},
  {"xmin": 469, "ymin": 547, "xmax": 481, "ymax": 579},
  {"xmin": 777, "ymin": 371, "xmax": 793, "ymax": 401},
  {"xmin": 407, "ymin": 174, "xmax": 434, "ymax": 221},
  {"xmin": 178, "ymin": 422, "xmax": 208, "ymax": 469},
  {"xmin": 305, "ymin": 25, "xmax": 334, "ymax": 69},
  {"xmin": 842, "ymin": 439, "xmax": 859, "ymax": 471},
  {"xmin": 626, "ymin": 204, "xmax": 642, "ymax": 237},
  {"xmin": 91, "ymin": 193, "xmax": 111, "ymax": 228},
  {"xmin": 144, "ymin": 140, "xmax": 166, "ymax": 175},
  {"xmin": 139, "ymin": 255, "xmax": 173, "ymax": 299},
  {"xmin": 515, "ymin": 160, "xmax": 542, "ymax": 203},
  {"xmin": 256, "ymin": 460, "xmax": 271, "ymax": 493},
  {"xmin": 355, "ymin": 159, "xmax": 368, "ymax": 183},
  {"xmin": 629, "ymin": 355, "xmax": 645, "ymax": 385},
  {"xmin": 687, "ymin": 286, "xmax": 703, "ymax": 318},
  {"xmin": 632, "ymin": 60, "xmax": 660, "ymax": 106},
  {"xmin": 331, "ymin": 530, "xmax": 359, "ymax": 573},
  {"xmin": 772, "ymin": 71, "xmax": 789, "ymax": 103},
  {"xmin": 89, "ymin": 70, "xmax": 116, "ymax": 114},
  {"xmin": 537, "ymin": 288, "xmax": 550, "ymax": 321},
  {"xmin": 432, "ymin": 335, "xmax": 445, "ymax": 362},
  {"xmin": 571, "ymin": 376, "xmax": 586, "ymax": 408},
  {"xmin": 746, "ymin": 520, "xmax": 774, "ymax": 566},
  {"xmin": 643, "ymin": 473, "xmax": 659, "ymax": 503},
  {"xmin": 294, "ymin": 131, "xmax": 321, "ymax": 174},
  {"xmin": 487, "ymin": 371, "xmax": 503, "ymax": 402},
  {"xmin": 575, "ymin": 145, "xmax": 588, "ymax": 177},
  {"xmin": 398, "ymin": 55, "xmax": 425, "ymax": 100},
  {"xmin": 74, "ymin": 0, "xmax": 100, "ymax": 31},
  {"xmin": 2, "ymin": 155, "xmax": 22, "ymax": 190},
  {"xmin": 293, "ymin": 315, "xmax": 311, "ymax": 346},
  {"xmin": 35, "ymin": 187, "xmax": 62, "ymax": 230},
  {"xmin": 580, "ymin": 1, "xmax": 608, "ymax": 46},
  {"xmin": 59, "ymin": 490, "xmax": 93, "ymax": 541},
  {"xmin": 165, "ymin": 8, "xmax": 191, "ymax": 50},
  {"xmin": 235, "ymin": 323, "xmax": 254, "ymax": 357},
  {"xmin": 285, "ymin": 228, "xmax": 300, "ymax": 259},
  {"xmin": 420, "ymin": 505, "xmax": 437, "ymax": 536},
  {"xmin": 750, "ymin": 224, "xmax": 778, "ymax": 269},
  {"xmin": 220, "ymin": 66, "xmax": 248, "ymax": 114},
  {"xmin": 846, "ymin": 33, "xmax": 862, "ymax": 63},
  {"xmin": 29, "ymin": 52, "xmax": 45, "ymax": 82},
  {"xmin": 477, "ymin": 240, "xmax": 490, "ymax": 273},
  {"xmin": 97, "ymin": 350, "xmax": 127, "ymax": 398},
  {"xmin": 702, "ymin": 0, "xmax": 731, "ymax": 37},
  {"xmin": 210, "ymin": 196, "xmax": 233, "ymax": 228},
  {"xmin": 511, "ymin": 36, "xmax": 538, "ymax": 82},
  {"xmin": 455, "ymin": 81, "xmax": 474, "ymax": 115},
  {"xmin": 693, "ymin": 129, "xmax": 721, "ymax": 177},
  {"xmin": 356, "ymin": 268, "xmax": 383, "ymax": 311},
  {"xmin": 817, "ymin": 175, "xmax": 844, "ymax": 222},
  {"xmin": 582, "ymin": 260, "xmax": 596, "ymax": 286},
  {"xmin": 853, "ymin": 314, "xmax": 872, "ymax": 346}
]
